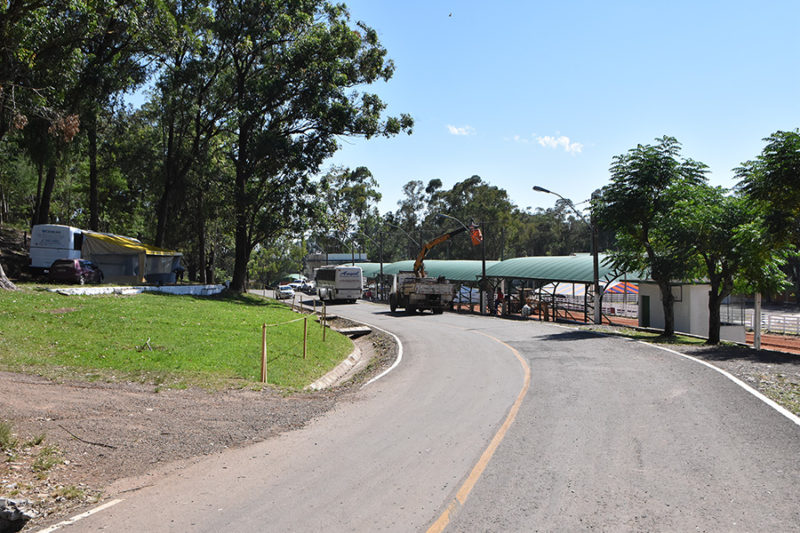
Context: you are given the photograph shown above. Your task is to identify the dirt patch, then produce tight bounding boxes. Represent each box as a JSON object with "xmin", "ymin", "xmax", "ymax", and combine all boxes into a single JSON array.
[
  {"xmin": 42, "ymin": 308, "xmax": 78, "ymax": 315},
  {"xmin": 0, "ymin": 324, "xmax": 397, "ymax": 531}
]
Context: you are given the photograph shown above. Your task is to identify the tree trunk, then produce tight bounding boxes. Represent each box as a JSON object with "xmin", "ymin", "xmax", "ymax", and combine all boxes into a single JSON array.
[
  {"xmin": 230, "ymin": 110, "xmax": 251, "ymax": 292},
  {"xmin": 657, "ymin": 279, "xmax": 675, "ymax": 337},
  {"xmin": 231, "ymin": 200, "xmax": 250, "ymax": 291},
  {"xmin": 155, "ymin": 117, "xmax": 176, "ymax": 247},
  {"xmin": 87, "ymin": 110, "xmax": 99, "ymax": 230},
  {"xmin": 205, "ymin": 247, "xmax": 215, "ymax": 284},
  {"xmin": 31, "ymin": 163, "xmax": 44, "ymax": 227},
  {"xmin": 0, "ymin": 262, "xmax": 17, "ymax": 290},
  {"xmin": 198, "ymin": 191, "xmax": 207, "ymax": 284},
  {"xmin": 707, "ymin": 288, "xmax": 722, "ymax": 345},
  {"xmin": 35, "ymin": 163, "xmax": 57, "ymax": 226}
]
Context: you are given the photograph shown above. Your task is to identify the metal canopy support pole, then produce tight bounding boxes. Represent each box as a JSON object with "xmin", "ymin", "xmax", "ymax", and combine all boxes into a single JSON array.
[
  {"xmin": 480, "ymin": 221, "xmax": 487, "ymax": 315},
  {"xmin": 754, "ymin": 292, "xmax": 762, "ymax": 350},
  {"xmin": 379, "ymin": 231, "xmax": 384, "ymax": 302},
  {"xmin": 591, "ymin": 217, "xmax": 601, "ymax": 325}
]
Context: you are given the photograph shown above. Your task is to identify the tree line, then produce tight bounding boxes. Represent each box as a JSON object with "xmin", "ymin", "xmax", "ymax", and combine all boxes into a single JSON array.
[
  {"xmin": 0, "ymin": 0, "xmax": 411, "ymax": 291},
  {"xmin": 2, "ymin": 3, "xmax": 798, "ymax": 347}
]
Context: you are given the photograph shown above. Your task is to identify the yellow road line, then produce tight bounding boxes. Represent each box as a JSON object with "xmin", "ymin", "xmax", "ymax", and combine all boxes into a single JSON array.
[{"xmin": 427, "ymin": 331, "xmax": 531, "ymax": 532}]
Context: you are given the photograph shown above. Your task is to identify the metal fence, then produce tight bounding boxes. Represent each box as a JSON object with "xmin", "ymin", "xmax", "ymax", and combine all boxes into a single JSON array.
[{"xmin": 721, "ymin": 296, "xmax": 800, "ymax": 335}]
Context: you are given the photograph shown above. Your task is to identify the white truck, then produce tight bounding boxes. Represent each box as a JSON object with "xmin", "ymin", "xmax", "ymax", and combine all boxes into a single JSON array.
[
  {"xmin": 388, "ymin": 223, "xmax": 482, "ymax": 315},
  {"xmin": 389, "ymin": 271, "xmax": 455, "ymax": 314}
]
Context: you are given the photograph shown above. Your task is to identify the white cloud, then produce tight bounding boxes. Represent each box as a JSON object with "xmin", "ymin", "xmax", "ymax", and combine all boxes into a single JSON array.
[
  {"xmin": 536, "ymin": 135, "xmax": 583, "ymax": 154},
  {"xmin": 447, "ymin": 124, "xmax": 476, "ymax": 136}
]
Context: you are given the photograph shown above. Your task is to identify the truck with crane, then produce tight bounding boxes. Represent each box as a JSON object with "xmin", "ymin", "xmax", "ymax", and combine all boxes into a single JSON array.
[{"xmin": 389, "ymin": 223, "xmax": 482, "ymax": 314}]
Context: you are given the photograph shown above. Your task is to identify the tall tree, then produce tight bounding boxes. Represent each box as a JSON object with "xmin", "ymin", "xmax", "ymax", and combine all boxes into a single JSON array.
[
  {"xmin": 149, "ymin": 0, "xmax": 229, "ymax": 247},
  {"xmin": 669, "ymin": 185, "xmax": 787, "ymax": 344},
  {"xmin": 316, "ymin": 165, "xmax": 381, "ymax": 255},
  {"xmin": 212, "ymin": 0, "xmax": 412, "ymax": 291},
  {"xmin": 736, "ymin": 129, "xmax": 800, "ymax": 303},
  {"xmin": 594, "ymin": 136, "xmax": 707, "ymax": 337},
  {"xmin": 70, "ymin": 0, "xmax": 158, "ymax": 230},
  {"xmin": 736, "ymin": 129, "xmax": 800, "ymax": 245},
  {"xmin": 431, "ymin": 175, "xmax": 515, "ymax": 260}
]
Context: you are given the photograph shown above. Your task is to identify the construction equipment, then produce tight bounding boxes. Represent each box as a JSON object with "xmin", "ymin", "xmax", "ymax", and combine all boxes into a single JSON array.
[{"xmin": 389, "ymin": 223, "xmax": 482, "ymax": 314}]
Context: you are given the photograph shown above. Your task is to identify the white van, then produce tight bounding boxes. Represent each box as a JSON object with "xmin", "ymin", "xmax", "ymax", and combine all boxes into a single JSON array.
[{"xmin": 29, "ymin": 225, "xmax": 84, "ymax": 273}]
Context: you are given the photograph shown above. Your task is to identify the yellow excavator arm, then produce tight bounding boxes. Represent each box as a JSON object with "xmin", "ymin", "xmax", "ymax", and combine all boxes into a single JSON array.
[{"xmin": 413, "ymin": 224, "xmax": 482, "ymax": 277}]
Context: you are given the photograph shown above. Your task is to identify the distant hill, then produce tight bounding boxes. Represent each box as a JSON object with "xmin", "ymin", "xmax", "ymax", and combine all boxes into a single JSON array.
[{"xmin": 0, "ymin": 226, "xmax": 30, "ymax": 280}]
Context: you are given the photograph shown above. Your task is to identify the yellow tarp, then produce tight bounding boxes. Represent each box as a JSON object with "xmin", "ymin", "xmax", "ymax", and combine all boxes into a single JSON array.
[
  {"xmin": 81, "ymin": 232, "xmax": 181, "ymax": 284},
  {"xmin": 83, "ymin": 232, "xmax": 177, "ymax": 256}
]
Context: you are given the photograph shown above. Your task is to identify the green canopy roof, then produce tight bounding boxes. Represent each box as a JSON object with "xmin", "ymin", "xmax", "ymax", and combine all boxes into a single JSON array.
[
  {"xmin": 356, "ymin": 260, "xmax": 498, "ymax": 282},
  {"xmin": 356, "ymin": 255, "xmax": 640, "ymax": 285},
  {"xmin": 484, "ymin": 254, "xmax": 625, "ymax": 284},
  {"xmin": 352, "ymin": 263, "xmax": 384, "ymax": 278}
]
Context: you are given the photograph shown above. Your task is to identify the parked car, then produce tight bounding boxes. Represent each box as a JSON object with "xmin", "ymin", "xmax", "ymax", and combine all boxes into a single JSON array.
[
  {"xmin": 48, "ymin": 258, "xmax": 104, "ymax": 285},
  {"xmin": 301, "ymin": 280, "xmax": 316, "ymax": 295},
  {"xmin": 275, "ymin": 284, "xmax": 295, "ymax": 299}
]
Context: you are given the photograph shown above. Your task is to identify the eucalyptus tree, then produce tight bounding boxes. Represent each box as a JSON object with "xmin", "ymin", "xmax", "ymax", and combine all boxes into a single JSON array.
[
  {"xmin": 2, "ymin": 1, "xmax": 87, "ymax": 225},
  {"xmin": 69, "ymin": 0, "xmax": 164, "ymax": 230},
  {"xmin": 211, "ymin": 0, "xmax": 412, "ymax": 291},
  {"xmin": 594, "ymin": 136, "xmax": 707, "ymax": 337},
  {"xmin": 0, "ymin": 0, "xmax": 85, "ymax": 143},
  {"xmin": 429, "ymin": 175, "xmax": 515, "ymax": 261},
  {"xmin": 148, "ymin": 0, "xmax": 232, "ymax": 248},
  {"xmin": 315, "ymin": 165, "xmax": 381, "ymax": 255}
]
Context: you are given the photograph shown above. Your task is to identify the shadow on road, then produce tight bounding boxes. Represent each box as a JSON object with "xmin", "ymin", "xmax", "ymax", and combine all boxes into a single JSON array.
[{"xmin": 537, "ymin": 330, "xmax": 608, "ymax": 342}]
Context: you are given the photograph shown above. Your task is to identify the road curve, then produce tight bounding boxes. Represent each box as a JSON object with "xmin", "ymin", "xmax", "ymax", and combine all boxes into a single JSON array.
[
  {"xmin": 47, "ymin": 301, "xmax": 800, "ymax": 532},
  {"xmin": 444, "ymin": 319, "xmax": 800, "ymax": 532},
  {"xmin": 56, "ymin": 301, "xmax": 526, "ymax": 532}
]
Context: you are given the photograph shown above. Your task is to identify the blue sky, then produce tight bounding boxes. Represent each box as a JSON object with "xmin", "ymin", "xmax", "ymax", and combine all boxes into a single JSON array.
[{"xmin": 326, "ymin": 0, "xmax": 800, "ymax": 215}]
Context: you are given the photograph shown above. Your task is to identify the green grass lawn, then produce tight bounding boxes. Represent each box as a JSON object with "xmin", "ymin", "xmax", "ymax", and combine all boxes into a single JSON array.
[{"xmin": 0, "ymin": 287, "xmax": 353, "ymax": 390}]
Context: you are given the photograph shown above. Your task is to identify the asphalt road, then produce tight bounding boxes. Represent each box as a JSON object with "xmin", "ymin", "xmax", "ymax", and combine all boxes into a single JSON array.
[{"xmin": 52, "ymin": 300, "xmax": 800, "ymax": 532}]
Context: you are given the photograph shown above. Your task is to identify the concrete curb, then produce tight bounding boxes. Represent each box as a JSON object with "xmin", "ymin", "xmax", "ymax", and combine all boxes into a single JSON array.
[
  {"xmin": 306, "ymin": 343, "xmax": 367, "ymax": 391},
  {"xmin": 48, "ymin": 284, "xmax": 226, "ymax": 297}
]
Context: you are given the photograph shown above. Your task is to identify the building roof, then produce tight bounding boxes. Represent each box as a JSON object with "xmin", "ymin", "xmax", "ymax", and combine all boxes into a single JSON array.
[
  {"xmin": 355, "ymin": 260, "xmax": 498, "ymax": 282},
  {"xmin": 484, "ymin": 254, "xmax": 625, "ymax": 284}
]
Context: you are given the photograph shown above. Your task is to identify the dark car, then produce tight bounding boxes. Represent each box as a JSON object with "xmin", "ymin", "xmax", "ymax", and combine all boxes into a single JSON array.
[{"xmin": 48, "ymin": 259, "xmax": 104, "ymax": 285}]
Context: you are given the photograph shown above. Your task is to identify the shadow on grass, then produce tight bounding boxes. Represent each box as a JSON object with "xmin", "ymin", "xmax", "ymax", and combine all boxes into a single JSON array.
[{"xmin": 686, "ymin": 345, "xmax": 800, "ymax": 366}]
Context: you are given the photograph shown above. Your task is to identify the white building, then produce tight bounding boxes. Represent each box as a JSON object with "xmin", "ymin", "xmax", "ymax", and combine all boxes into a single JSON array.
[{"xmin": 638, "ymin": 281, "xmax": 745, "ymax": 343}]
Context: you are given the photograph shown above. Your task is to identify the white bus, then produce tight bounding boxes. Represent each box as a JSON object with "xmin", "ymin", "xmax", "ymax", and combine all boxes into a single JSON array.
[{"xmin": 315, "ymin": 265, "xmax": 363, "ymax": 303}]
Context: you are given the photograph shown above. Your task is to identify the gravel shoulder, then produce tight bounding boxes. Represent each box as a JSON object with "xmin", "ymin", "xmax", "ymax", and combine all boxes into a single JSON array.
[{"xmin": 586, "ymin": 324, "xmax": 800, "ymax": 418}]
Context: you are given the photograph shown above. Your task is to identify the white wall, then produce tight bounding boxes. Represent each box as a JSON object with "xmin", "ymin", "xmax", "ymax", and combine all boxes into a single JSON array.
[{"xmin": 638, "ymin": 282, "xmax": 745, "ymax": 342}]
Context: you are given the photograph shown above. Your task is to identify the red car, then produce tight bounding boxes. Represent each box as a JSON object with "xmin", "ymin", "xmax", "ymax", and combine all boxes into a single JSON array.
[{"xmin": 48, "ymin": 258, "xmax": 104, "ymax": 285}]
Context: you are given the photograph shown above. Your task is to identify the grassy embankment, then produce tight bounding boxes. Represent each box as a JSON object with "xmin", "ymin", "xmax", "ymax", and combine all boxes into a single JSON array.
[{"xmin": 0, "ymin": 287, "xmax": 352, "ymax": 390}]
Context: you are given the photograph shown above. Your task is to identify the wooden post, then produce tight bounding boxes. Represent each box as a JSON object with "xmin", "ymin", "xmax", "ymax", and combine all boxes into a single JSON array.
[
  {"xmin": 261, "ymin": 323, "xmax": 267, "ymax": 383},
  {"xmin": 292, "ymin": 294, "xmax": 296, "ymax": 311},
  {"xmin": 303, "ymin": 316, "xmax": 308, "ymax": 359},
  {"xmin": 322, "ymin": 302, "xmax": 327, "ymax": 342}
]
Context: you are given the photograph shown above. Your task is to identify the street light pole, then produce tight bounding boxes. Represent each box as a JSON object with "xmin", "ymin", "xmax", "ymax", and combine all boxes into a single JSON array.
[{"xmin": 533, "ymin": 185, "xmax": 602, "ymax": 325}]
